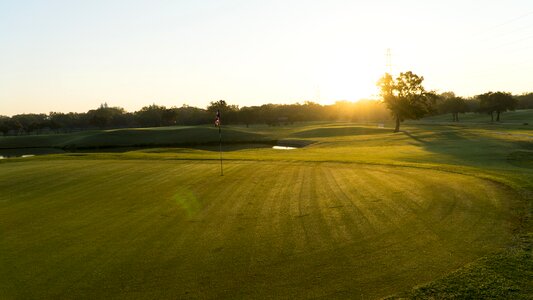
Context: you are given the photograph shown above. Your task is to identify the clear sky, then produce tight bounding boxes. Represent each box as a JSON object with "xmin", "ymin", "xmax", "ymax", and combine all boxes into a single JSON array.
[{"xmin": 1, "ymin": 0, "xmax": 532, "ymax": 115}]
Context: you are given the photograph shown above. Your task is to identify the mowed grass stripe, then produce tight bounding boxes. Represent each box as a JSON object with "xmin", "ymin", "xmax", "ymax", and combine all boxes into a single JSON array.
[
  {"xmin": 318, "ymin": 165, "xmax": 367, "ymax": 245},
  {"xmin": 361, "ymin": 168, "xmax": 513, "ymax": 261},
  {"xmin": 0, "ymin": 160, "xmax": 517, "ymax": 299}
]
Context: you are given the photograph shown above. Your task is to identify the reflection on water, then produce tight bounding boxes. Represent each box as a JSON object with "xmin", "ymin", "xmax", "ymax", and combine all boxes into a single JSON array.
[
  {"xmin": 0, "ymin": 154, "xmax": 36, "ymax": 159},
  {"xmin": 272, "ymin": 146, "xmax": 297, "ymax": 150}
]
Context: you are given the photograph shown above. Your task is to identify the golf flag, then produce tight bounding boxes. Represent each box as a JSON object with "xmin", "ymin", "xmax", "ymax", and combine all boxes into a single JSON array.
[
  {"xmin": 215, "ymin": 110, "xmax": 221, "ymax": 127},
  {"xmin": 215, "ymin": 109, "xmax": 223, "ymax": 175}
]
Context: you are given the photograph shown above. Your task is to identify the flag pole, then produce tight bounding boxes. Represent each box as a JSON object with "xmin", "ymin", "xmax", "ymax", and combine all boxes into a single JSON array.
[
  {"xmin": 219, "ymin": 124, "xmax": 223, "ymax": 176},
  {"xmin": 216, "ymin": 109, "xmax": 223, "ymax": 176}
]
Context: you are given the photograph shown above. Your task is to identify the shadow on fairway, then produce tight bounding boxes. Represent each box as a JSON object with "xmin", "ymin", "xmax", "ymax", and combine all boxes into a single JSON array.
[
  {"xmin": 507, "ymin": 150, "xmax": 533, "ymax": 169},
  {"xmin": 401, "ymin": 127, "xmax": 532, "ymax": 167}
]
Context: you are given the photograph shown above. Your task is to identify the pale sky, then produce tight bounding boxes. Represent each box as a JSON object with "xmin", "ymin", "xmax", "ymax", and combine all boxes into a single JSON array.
[{"xmin": 1, "ymin": 0, "xmax": 532, "ymax": 116}]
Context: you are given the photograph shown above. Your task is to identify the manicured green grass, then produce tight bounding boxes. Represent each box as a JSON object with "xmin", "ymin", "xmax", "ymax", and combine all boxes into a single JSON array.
[
  {"xmin": 0, "ymin": 160, "xmax": 520, "ymax": 299},
  {"xmin": 0, "ymin": 110, "xmax": 531, "ymax": 299}
]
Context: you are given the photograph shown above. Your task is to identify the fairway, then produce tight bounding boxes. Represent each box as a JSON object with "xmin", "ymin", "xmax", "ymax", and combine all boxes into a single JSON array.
[{"xmin": 0, "ymin": 159, "xmax": 518, "ymax": 299}]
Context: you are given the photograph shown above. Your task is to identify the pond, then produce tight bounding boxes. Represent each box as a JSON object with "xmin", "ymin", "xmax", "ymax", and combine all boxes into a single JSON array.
[
  {"xmin": 0, "ymin": 154, "xmax": 36, "ymax": 159},
  {"xmin": 272, "ymin": 146, "xmax": 297, "ymax": 150}
]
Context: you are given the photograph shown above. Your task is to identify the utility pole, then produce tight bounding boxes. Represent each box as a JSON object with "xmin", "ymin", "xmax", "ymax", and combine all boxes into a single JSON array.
[{"xmin": 385, "ymin": 48, "xmax": 392, "ymax": 74}]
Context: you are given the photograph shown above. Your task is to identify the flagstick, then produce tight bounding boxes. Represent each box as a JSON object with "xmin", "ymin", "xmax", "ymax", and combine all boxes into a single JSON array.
[{"xmin": 219, "ymin": 125, "xmax": 223, "ymax": 176}]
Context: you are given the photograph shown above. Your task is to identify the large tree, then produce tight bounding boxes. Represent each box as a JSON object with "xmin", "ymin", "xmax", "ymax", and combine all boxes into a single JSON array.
[{"xmin": 377, "ymin": 71, "xmax": 436, "ymax": 132}]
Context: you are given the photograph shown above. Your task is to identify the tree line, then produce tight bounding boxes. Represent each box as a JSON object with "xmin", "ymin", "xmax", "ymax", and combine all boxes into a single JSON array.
[
  {"xmin": 1, "ymin": 78, "xmax": 532, "ymax": 135},
  {"xmin": 0, "ymin": 100, "xmax": 390, "ymax": 136}
]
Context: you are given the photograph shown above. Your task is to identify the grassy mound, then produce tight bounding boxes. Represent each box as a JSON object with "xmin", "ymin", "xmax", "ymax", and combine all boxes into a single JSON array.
[{"xmin": 0, "ymin": 126, "xmax": 269, "ymax": 150}]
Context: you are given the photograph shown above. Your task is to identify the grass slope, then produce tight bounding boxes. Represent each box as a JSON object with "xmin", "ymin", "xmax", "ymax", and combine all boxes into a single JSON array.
[{"xmin": 0, "ymin": 126, "xmax": 270, "ymax": 150}]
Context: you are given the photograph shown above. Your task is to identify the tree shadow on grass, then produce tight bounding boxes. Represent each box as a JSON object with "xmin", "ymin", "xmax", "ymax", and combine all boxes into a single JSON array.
[{"xmin": 400, "ymin": 127, "xmax": 528, "ymax": 168}]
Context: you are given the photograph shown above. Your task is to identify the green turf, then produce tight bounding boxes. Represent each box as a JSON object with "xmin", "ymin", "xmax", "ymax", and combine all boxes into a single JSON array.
[{"xmin": 0, "ymin": 111, "xmax": 531, "ymax": 299}]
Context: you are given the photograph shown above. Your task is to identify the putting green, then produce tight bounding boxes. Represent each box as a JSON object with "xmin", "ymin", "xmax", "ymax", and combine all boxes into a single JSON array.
[{"xmin": 0, "ymin": 159, "xmax": 516, "ymax": 299}]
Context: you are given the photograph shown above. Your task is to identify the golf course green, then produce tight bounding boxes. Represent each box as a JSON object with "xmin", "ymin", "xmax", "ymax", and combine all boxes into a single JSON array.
[{"xmin": 1, "ymin": 111, "xmax": 531, "ymax": 299}]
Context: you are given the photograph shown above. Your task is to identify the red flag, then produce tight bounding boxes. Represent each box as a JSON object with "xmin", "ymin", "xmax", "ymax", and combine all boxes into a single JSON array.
[{"xmin": 215, "ymin": 110, "xmax": 221, "ymax": 127}]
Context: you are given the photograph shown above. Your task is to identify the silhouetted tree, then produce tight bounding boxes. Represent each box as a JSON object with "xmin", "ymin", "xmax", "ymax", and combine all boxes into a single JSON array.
[
  {"xmin": 378, "ymin": 71, "xmax": 436, "ymax": 132},
  {"xmin": 161, "ymin": 107, "xmax": 179, "ymax": 126},
  {"xmin": 477, "ymin": 92, "xmax": 517, "ymax": 122},
  {"xmin": 175, "ymin": 105, "xmax": 210, "ymax": 125},
  {"xmin": 0, "ymin": 116, "xmax": 10, "ymax": 136},
  {"xmin": 438, "ymin": 92, "xmax": 468, "ymax": 121},
  {"xmin": 86, "ymin": 103, "xmax": 127, "ymax": 128},
  {"xmin": 239, "ymin": 106, "xmax": 257, "ymax": 127},
  {"xmin": 515, "ymin": 93, "xmax": 533, "ymax": 109},
  {"xmin": 135, "ymin": 104, "xmax": 167, "ymax": 127},
  {"xmin": 207, "ymin": 100, "xmax": 239, "ymax": 124},
  {"xmin": 10, "ymin": 114, "xmax": 48, "ymax": 134}
]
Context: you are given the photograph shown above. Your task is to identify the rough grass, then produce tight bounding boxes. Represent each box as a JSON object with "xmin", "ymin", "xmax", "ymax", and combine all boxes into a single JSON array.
[{"xmin": 388, "ymin": 248, "xmax": 533, "ymax": 299}]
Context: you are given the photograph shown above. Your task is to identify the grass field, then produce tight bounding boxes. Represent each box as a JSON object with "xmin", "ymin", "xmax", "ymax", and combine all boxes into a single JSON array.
[{"xmin": 0, "ymin": 110, "xmax": 532, "ymax": 299}]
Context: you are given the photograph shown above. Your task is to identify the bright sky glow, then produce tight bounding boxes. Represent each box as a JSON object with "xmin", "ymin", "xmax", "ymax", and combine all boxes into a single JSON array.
[{"xmin": 1, "ymin": 0, "xmax": 532, "ymax": 115}]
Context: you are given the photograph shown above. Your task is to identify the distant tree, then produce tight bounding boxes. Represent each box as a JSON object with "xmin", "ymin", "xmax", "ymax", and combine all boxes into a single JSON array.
[
  {"xmin": 438, "ymin": 92, "xmax": 468, "ymax": 121},
  {"xmin": 477, "ymin": 92, "xmax": 517, "ymax": 122},
  {"xmin": 110, "ymin": 111, "xmax": 135, "ymax": 128},
  {"xmin": 10, "ymin": 113, "xmax": 48, "ymax": 134},
  {"xmin": 377, "ymin": 71, "xmax": 436, "ymax": 132},
  {"xmin": 493, "ymin": 92, "xmax": 517, "ymax": 121},
  {"xmin": 86, "ymin": 103, "xmax": 127, "ymax": 128},
  {"xmin": 0, "ymin": 116, "xmax": 10, "ymax": 136},
  {"xmin": 135, "ymin": 104, "xmax": 167, "ymax": 127},
  {"xmin": 207, "ymin": 100, "xmax": 228, "ymax": 113},
  {"xmin": 465, "ymin": 97, "xmax": 480, "ymax": 113},
  {"xmin": 3, "ymin": 118, "xmax": 23, "ymax": 135},
  {"xmin": 324, "ymin": 100, "xmax": 390, "ymax": 122},
  {"xmin": 175, "ymin": 105, "xmax": 210, "ymax": 125},
  {"xmin": 161, "ymin": 107, "xmax": 179, "ymax": 126},
  {"xmin": 207, "ymin": 100, "xmax": 239, "ymax": 124},
  {"xmin": 238, "ymin": 106, "xmax": 257, "ymax": 127},
  {"xmin": 478, "ymin": 93, "xmax": 495, "ymax": 121},
  {"xmin": 515, "ymin": 92, "xmax": 533, "ymax": 109}
]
